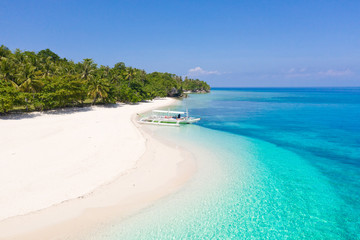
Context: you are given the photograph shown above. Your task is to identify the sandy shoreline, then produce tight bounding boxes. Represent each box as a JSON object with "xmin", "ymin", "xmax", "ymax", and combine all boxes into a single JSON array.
[{"xmin": 0, "ymin": 98, "xmax": 196, "ymax": 239}]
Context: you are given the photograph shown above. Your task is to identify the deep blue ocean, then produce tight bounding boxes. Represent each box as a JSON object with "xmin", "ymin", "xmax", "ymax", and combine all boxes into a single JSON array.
[{"xmin": 89, "ymin": 88, "xmax": 360, "ymax": 239}]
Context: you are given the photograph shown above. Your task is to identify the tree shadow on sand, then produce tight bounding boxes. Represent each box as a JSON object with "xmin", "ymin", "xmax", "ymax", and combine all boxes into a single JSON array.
[
  {"xmin": 0, "ymin": 106, "xmax": 94, "ymax": 120},
  {"xmin": 0, "ymin": 100, "xmax": 164, "ymax": 120}
]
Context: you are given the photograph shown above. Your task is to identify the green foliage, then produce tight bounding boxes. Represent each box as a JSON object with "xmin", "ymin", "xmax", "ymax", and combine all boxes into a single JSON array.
[
  {"xmin": 0, "ymin": 81, "xmax": 19, "ymax": 113},
  {"xmin": 36, "ymin": 76, "xmax": 86, "ymax": 110},
  {"xmin": 87, "ymin": 76, "xmax": 115, "ymax": 104},
  {"xmin": 37, "ymin": 49, "xmax": 61, "ymax": 62},
  {"xmin": 117, "ymin": 85, "xmax": 141, "ymax": 103},
  {"xmin": 182, "ymin": 77, "xmax": 210, "ymax": 92},
  {"xmin": 0, "ymin": 45, "xmax": 11, "ymax": 58},
  {"xmin": 0, "ymin": 45, "xmax": 210, "ymax": 113}
]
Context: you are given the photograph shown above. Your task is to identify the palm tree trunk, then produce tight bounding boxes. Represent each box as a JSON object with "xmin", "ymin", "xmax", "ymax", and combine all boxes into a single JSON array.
[{"xmin": 92, "ymin": 94, "xmax": 98, "ymax": 105}]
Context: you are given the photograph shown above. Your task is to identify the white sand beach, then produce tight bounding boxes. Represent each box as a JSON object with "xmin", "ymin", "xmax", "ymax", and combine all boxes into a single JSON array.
[{"xmin": 0, "ymin": 98, "xmax": 196, "ymax": 239}]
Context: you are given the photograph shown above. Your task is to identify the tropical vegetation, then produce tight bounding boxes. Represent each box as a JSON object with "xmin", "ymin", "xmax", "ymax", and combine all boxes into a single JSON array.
[{"xmin": 0, "ymin": 45, "xmax": 210, "ymax": 113}]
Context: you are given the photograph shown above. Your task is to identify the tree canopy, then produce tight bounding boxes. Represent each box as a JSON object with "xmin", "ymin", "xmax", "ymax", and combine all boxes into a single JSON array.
[{"xmin": 0, "ymin": 45, "xmax": 210, "ymax": 113}]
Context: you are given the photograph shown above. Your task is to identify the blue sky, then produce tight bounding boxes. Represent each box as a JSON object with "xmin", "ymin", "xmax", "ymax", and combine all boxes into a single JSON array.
[{"xmin": 1, "ymin": 0, "xmax": 359, "ymax": 87}]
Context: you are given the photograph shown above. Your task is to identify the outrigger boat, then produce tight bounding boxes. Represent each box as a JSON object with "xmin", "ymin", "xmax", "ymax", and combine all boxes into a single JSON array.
[{"xmin": 138, "ymin": 110, "xmax": 200, "ymax": 126}]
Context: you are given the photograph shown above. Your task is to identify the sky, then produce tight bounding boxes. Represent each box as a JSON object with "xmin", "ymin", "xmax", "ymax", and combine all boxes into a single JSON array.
[{"xmin": 1, "ymin": 0, "xmax": 360, "ymax": 87}]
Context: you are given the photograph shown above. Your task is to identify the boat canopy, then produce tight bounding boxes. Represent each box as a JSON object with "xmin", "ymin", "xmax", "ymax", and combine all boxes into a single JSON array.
[{"xmin": 152, "ymin": 110, "xmax": 186, "ymax": 114}]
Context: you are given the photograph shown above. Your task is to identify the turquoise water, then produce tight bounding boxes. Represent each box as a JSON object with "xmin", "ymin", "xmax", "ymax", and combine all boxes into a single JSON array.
[{"xmin": 89, "ymin": 88, "xmax": 360, "ymax": 239}]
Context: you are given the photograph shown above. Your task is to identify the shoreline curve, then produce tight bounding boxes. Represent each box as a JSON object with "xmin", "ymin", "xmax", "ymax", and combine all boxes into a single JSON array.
[{"xmin": 0, "ymin": 98, "xmax": 197, "ymax": 240}]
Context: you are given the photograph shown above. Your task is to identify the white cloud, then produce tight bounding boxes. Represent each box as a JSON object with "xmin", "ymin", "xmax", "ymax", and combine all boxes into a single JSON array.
[
  {"xmin": 288, "ymin": 68, "xmax": 306, "ymax": 73},
  {"xmin": 318, "ymin": 69, "xmax": 352, "ymax": 77},
  {"xmin": 285, "ymin": 68, "xmax": 352, "ymax": 78},
  {"xmin": 187, "ymin": 67, "xmax": 220, "ymax": 77},
  {"xmin": 285, "ymin": 68, "xmax": 311, "ymax": 78}
]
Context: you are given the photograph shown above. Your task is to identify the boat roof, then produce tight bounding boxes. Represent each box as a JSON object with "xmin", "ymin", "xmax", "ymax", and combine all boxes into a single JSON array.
[{"xmin": 152, "ymin": 110, "xmax": 186, "ymax": 114}]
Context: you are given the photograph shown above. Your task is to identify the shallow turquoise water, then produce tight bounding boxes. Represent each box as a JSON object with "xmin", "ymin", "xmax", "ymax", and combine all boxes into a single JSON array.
[{"xmin": 89, "ymin": 88, "xmax": 360, "ymax": 239}]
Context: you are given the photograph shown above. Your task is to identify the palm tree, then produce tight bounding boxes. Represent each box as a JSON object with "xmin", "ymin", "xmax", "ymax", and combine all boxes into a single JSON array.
[
  {"xmin": 87, "ymin": 76, "xmax": 110, "ymax": 105},
  {"xmin": 101, "ymin": 66, "xmax": 111, "ymax": 77},
  {"xmin": 16, "ymin": 62, "xmax": 36, "ymax": 87},
  {"xmin": 40, "ymin": 56, "xmax": 55, "ymax": 78},
  {"xmin": 58, "ymin": 60, "xmax": 76, "ymax": 76},
  {"xmin": 79, "ymin": 59, "xmax": 96, "ymax": 81},
  {"xmin": 15, "ymin": 62, "xmax": 44, "ymax": 109},
  {"xmin": 124, "ymin": 67, "xmax": 136, "ymax": 87},
  {"xmin": 111, "ymin": 62, "xmax": 126, "ymax": 85},
  {"xmin": 0, "ymin": 57, "xmax": 17, "ymax": 88},
  {"xmin": 19, "ymin": 75, "xmax": 44, "ymax": 93}
]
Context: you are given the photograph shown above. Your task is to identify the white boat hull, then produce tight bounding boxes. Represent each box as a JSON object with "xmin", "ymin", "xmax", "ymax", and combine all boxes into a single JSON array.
[
  {"xmin": 138, "ymin": 117, "xmax": 200, "ymax": 126},
  {"xmin": 137, "ymin": 109, "xmax": 200, "ymax": 126}
]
